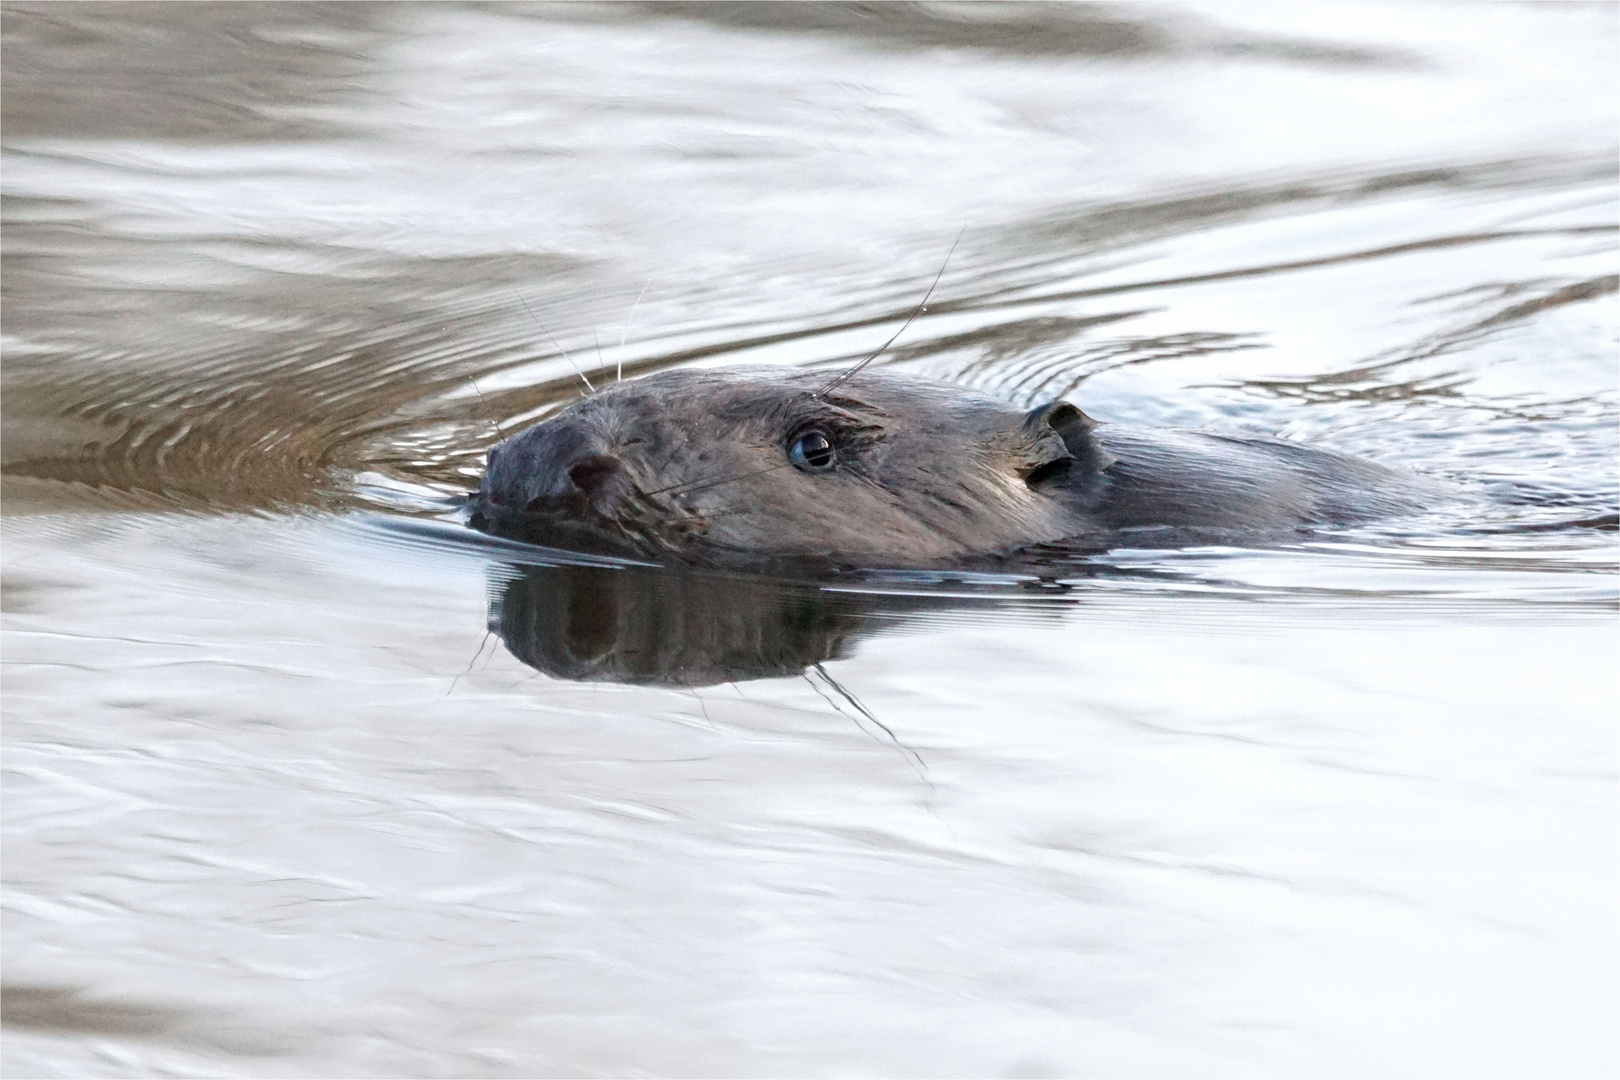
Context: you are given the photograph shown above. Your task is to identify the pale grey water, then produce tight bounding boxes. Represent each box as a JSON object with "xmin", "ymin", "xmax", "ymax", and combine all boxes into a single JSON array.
[{"xmin": 2, "ymin": 3, "xmax": 1617, "ymax": 1077}]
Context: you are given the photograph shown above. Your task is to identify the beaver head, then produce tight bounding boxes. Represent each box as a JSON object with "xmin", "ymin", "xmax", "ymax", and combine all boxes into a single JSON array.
[{"xmin": 469, "ymin": 367, "xmax": 1114, "ymax": 566}]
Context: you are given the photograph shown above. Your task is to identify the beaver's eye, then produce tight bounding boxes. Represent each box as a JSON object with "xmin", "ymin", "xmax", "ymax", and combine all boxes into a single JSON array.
[{"xmin": 788, "ymin": 430, "xmax": 836, "ymax": 472}]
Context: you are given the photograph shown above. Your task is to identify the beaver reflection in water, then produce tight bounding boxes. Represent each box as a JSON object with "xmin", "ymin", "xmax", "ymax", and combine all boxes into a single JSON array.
[{"xmin": 469, "ymin": 367, "xmax": 1424, "ymax": 568}]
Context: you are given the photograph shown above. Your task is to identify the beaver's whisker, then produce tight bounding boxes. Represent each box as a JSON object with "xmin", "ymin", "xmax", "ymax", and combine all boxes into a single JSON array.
[
  {"xmin": 816, "ymin": 228, "xmax": 964, "ymax": 399},
  {"xmin": 447, "ymin": 630, "xmax": 495, "ymax": 697},
  {"xmin": 655, "ymin": 428, "xmax": 693, "ymax": 474},
  {"xmin": 618, "ymin": 278, "xmax": 652, "ymax": 383},
  {"xmin": 807, "ymin": 663, "xmax": 931, "ymax": 782},
  {"xmin": 645, "ymin": 461, "xmax": 794, "ymax": 498},
  {"xmin": 466, "ymin": 376, "xmax": 505, "ymax": 439},
  {"xmin": 511, "ymin": 290, "xmax": 594, "ymax": 393}
]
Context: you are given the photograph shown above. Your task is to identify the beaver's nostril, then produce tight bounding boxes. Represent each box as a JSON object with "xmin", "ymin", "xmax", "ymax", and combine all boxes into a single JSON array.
[
  {"xmin": 568, "ymin": 453, "xmax": 622, "ymax": 494},
  {"xmin": 1044, "ymin": 403, "xmax": 1081, "ymax": 430}
]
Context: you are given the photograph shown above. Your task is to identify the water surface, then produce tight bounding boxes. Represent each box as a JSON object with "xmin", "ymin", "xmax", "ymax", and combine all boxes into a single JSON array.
[{"xmin": 3, "ymin": 3, "xmax": 1616, "ymax": 1076}]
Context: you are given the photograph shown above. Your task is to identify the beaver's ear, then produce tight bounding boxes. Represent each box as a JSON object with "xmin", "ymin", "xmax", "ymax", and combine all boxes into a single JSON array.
[{"xmin": 1018, "ymin": 401, "xmax": 1117, "ymax": 486}]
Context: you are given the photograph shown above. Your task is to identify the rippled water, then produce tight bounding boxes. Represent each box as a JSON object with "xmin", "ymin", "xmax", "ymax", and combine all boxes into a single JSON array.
[{"xmin": 4, "ymin": 3, "xmax": 1617, "ymax": 1076}]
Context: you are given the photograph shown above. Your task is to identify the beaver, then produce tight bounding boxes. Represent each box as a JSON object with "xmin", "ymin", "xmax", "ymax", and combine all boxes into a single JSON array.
[{"xmin": 468, "ymin": 367, "xmax": 1427, "ymax": 568}]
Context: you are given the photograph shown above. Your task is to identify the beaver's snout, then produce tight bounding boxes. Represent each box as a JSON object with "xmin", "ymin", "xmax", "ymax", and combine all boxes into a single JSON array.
[
  {"xmin": 479, "ymin": 418, "xmax": 631, "ymax": 518},
  {"xmin": 471, "ymin": 410, "xmax": 684, "ymax": 558}
]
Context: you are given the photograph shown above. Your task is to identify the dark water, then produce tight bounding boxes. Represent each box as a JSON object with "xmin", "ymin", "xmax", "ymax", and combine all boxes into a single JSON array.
[{"xmin": 3, "ymin": 3, "xmax": 1616, "ymax": 1076}]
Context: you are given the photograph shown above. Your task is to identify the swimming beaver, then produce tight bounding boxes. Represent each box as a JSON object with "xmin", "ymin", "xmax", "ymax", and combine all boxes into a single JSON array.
[{"xmin": 469, "ymin": 367, "xmax": 1425, "ymax": 567}]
